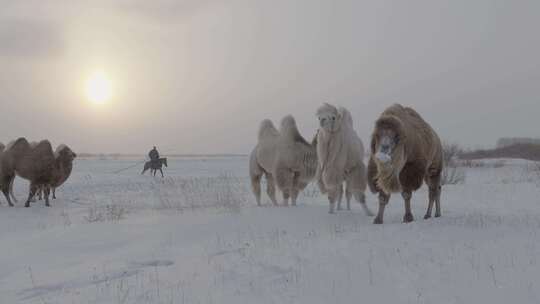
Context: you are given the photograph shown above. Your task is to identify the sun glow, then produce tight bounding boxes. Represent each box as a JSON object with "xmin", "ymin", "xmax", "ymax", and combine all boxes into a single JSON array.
[{"xmin": 85, "ymin": 70, "xmax": 112, "ymax": 104}]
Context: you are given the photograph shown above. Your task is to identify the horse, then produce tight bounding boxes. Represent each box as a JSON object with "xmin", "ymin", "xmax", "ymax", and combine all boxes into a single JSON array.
[{"xmin": 141, "ymin": 158, "xmax": 168, "ymax": 177}]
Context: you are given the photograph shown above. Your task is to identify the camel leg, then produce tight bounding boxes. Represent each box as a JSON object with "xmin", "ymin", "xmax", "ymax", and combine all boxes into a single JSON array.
[
  {"xmin": 290, "ymin": 172, "xmax": 301, "ymax": 206},
  {"xmin": 25, "ymin": 183, "xmax": 39, "ymax": 208},
  {"xmin": 9, "ymin": 177, "xmax": 17, "ymax": 203},
  {"xmin": 327, "ymin": 187, "xmax": 339, "ymax": 214},
  {"xmin": 52, "ymin": 188, "xmax": 57, "ymax": 199},
  {"xmin": 434, "ymin": 185, "xmax": 442, "ymax": 217},
  {"xmin": 1, "ymin": 174, "xmax": 16, "ymax": 207},
  {"xmin": 291, "ymin": 188, "xmax": 299, "ymax": 206},
  {"xmin": 265, "ymin": 173, "xmax": 278, "ymax": 206},
  {"xmin": 1, "ymin": 183, "xmax": 14, "ymax": 207},
  {"xmin": 250, "ymin": 172, "xmax": 262, "ymax": 206},
  {"xmin": 373, "ymin": 192, "xmax": 390, "ymax": 224},
  {"xmin": 43, "ymin": 186, "xmax": 51, "ymax": 207},
  {"xmin": 346, "ymin": 187, "xmax": 352, "ymax": 211},
  {"xmin": 402, "ymin": 191, "xmax": 414, "ymax": 223},
  {"xmin": 354, "ymin": 192, "xmax": 374, "ymax": 216},
  {"xmin": 336, "ymin": 184, "xmax": 344, "ymax": 210},
  {"xmin": 425, "ymin": 171, "xmax": 442, "ymax": 219},
  {"xmin": 282, "ymin": 191, "xmax": 290, "ymax": 207},
  {"xmin": 424, "ymin": 186, "xmax": 436, "ymax": 219},
  {"xmin": 159, "ymin": 168, "xmax": 164, "ymax": 178}
]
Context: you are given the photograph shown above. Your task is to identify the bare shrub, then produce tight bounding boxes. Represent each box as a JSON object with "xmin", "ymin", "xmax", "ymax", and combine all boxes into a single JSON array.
[
  {"xmin": 461, "ymin": 160, "xmax": 486, "ymax": 168},
  {"xmin": 84, "ymin": 204, "xmax": 127, "ymax": 223},
  {"xmin": 441, "ymin": 142, "xmax": 466, "ymax": 185}
]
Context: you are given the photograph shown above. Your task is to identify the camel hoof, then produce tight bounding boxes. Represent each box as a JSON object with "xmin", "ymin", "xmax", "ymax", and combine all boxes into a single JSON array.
[
  {"xmin": 373, "ymin": 217, "xmax": 383, "ymax": 224},
  {"xmin": 24, "ymin": 204, "xmax": 30, "ymax": 208},
  {"xmin": 403, "ymin": 213, "xmax": 414, "ymax": 223},
  {"xmin": 424, "ymin": 214, "xmax": 431, "ymax": 220},
  {"xmin": 435, "ymin": 213, "xmax": 441, "ymax": 218}
]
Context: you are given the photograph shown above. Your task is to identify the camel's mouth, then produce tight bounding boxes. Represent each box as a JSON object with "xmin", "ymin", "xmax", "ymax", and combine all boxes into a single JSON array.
[{"xmin": 375, "ymin": 151, "xmax": 392, "ymax": 163}]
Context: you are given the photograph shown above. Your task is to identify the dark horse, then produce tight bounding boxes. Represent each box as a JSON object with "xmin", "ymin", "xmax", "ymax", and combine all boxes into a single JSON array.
[{"xmin": 141, "ymin": 158, "xmax": 168, "ymax": 177}]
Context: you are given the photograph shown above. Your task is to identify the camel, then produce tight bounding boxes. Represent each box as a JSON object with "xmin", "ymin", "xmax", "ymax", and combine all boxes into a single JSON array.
[
  {"xmin": 315, "ymin": 103, "xmax": 372, "ymax": 215},
  {"xmin": 367, "ymin": 104, "xmax": 443, "ymax": 224},
  {"xmin": 0, "ymin": 138, "xmax": 57, "ymax": 207},
  {"xmin": 33, "ymin": 144, "xmax": 77, "ymax": 201},
  {"xmin": 250, "ymin": 116, "xmax": 318, "ymax": 206},
  {"xmin": 0, "ymin": 142, "xmax": 18, "ymax": 203}
]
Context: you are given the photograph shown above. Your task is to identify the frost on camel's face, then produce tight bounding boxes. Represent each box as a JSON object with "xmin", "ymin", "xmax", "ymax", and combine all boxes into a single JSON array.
[
  {"xmin": 317, "ymin": 110, "xmax": 341, "ymax": 133},
  {"xmin": 374, "ymin": 128, "xmax": 400, "ymax": 164}
]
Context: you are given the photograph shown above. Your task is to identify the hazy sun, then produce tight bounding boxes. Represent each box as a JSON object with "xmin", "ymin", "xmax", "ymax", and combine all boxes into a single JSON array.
[{"xmin": 85, "ymin": 70, "xmax": 112, "ymax": 104}]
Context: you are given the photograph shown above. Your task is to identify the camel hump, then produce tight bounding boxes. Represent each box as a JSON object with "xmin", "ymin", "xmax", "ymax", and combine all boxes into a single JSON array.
[
  {"xmin": 338, "ymin": 107, "xmax": 354, "ymax": 128},
  {"xmin": 258, "ymin": 119, "xmax": 279, "ymax": 141},
  {"xmin": 6, "ymin": 137, "xmax": 29, "ymax": 151},
  {"xmin": 32, "ymin": 140, "xmax": 54, "ymax": 155},
  {"xmin": 280, "ymin": 115, "xmax": 310, "ymax": 146}
]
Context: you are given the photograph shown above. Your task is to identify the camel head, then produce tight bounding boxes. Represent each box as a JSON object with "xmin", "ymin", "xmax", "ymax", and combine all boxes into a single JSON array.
[
  {"xmin": 56, "ymin": 144, "xmax": 77, "ymax": 162},
  {"xmin": 316, "ymin": 103, "xmax": 342, "ymax": 133},
  {"xmin": 371, "ymin": 115, "xmax": 405, "ymax": 165},
  {"xmin": 371, "ymin": 115, "xmax": 407, "ymax": 193}
]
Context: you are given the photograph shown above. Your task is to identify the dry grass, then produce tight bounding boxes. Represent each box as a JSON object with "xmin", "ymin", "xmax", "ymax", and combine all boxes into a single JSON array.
[
  {"xmin": 84, "ymin": 204, "xmax": 127, "ymax": 223},
  {"xmin": 154, "ymin": 174, "xmax": 249, "ymax": 213},
  {"xmin": 441, "ymin": 143, "xmax": 466, "ymax": 185}
]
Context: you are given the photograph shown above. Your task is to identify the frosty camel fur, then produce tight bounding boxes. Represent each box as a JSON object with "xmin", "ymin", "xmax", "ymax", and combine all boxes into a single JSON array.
[
  {"xmin": 315, "ymin": 103, "xmax": 372, "ymax": 215},
  {"xmin": 0, "ymin": 138, "xmax": 57, "ymax": 207},
  {"xmin": 367, "ymin": 104, "xmax": 443, "ymax": 224},
  {"xmin": 250, "ymin": 116, "xmax": 318, "ymax": 206}
]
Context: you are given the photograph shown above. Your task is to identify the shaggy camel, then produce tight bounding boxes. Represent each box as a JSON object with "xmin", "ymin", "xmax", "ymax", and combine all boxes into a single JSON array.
[
  {"xmin": 367, "ymin": 104, "xmax": 443, "ymax": 224},
  {"xmin": 250, "ymin": 116, "xmax": 318, "ymax": 206},
  {"xmin": 316, "ymin": 103, "xmax": 372, "ymax": 215},
  {"xmin": 0, "ymin": 142, "xmax": 18, "ymax": 203},
  {"xmin": 33, "ymin": 144, "xmax": 77, "ymax": 201},
  {"xmin": 0, "ymin": 138, "xmax": 57, "ymax": 207}
]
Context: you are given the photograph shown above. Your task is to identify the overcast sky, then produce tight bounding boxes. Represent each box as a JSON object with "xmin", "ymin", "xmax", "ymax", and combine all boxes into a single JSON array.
[{"xmin": 0, "ymin": 0, "xmax": 538, "ymax": 154}]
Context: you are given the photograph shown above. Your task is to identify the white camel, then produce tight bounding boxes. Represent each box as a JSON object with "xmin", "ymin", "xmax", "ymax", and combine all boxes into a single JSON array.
[
  {"xmin": 316, "ymin": 103, "xmax": 373, "ymax": 215},
  {"xmin": 250, "ymin": 115, "xmax": 318, "ymax": 206}
]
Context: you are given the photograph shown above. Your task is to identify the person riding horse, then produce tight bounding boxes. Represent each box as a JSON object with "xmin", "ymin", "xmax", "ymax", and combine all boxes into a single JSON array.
[
  {"xmin": 149, "ymin": 146, "xmax": 160, "ymax": 164},
  {"xmin": 142, "ymin": 146, "xmax": 167, "ymax": 177}
]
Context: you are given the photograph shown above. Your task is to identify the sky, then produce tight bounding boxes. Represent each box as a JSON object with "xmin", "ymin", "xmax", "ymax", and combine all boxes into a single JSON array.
[{"xmin": 0, "ymin": 0, "xmax": 539, "ymax": 154}]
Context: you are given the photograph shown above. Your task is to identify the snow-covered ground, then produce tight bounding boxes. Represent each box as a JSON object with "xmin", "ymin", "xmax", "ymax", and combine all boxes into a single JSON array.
[{"xmin": 1, "ymin": 157, "xmax": 540, "ymax": 304}]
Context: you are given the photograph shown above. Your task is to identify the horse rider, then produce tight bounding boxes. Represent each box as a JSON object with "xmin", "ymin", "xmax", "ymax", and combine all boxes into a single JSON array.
[{"xmin": 149, "ymin": 146, "xmax": 160, "ymax": 164}]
